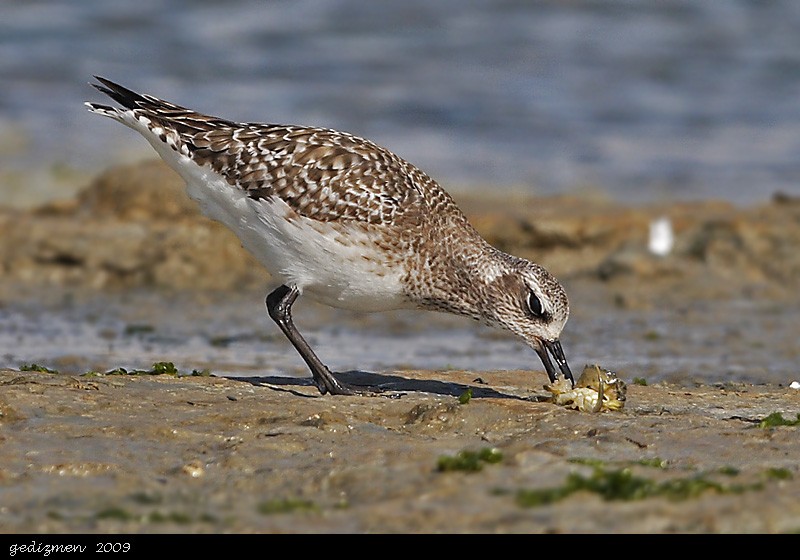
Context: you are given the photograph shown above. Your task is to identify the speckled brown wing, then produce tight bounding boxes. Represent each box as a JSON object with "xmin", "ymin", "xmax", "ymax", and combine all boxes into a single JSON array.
[
  {"xmin": 90, "ymin": 77, "xmax": 436, "ymax": 225},
  {"xmin": 186, "ymin": 122, "xmax": 430, "ymax": 225}
]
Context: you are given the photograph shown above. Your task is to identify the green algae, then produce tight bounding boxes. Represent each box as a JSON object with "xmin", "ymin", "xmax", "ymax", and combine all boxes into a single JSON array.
[
  {"xmin": 514, "ymin": 466, "xmax": 765, "ymax": 508},
  {"xmin": 257, "ymin": 498, "xmax": 319, "ymax": 515},
  {"xmin": 759, "ymin": 412, "xmax": 800, "ymax": 428},
  {"xmin": 437, "ymin": 447, "xmax": 503, "ymax": 472}
]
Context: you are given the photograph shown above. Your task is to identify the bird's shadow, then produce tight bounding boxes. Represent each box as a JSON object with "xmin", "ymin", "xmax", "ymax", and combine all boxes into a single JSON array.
[{"xmin": 228, "ymin": 370, "xmax": 535, "ymax": 401}]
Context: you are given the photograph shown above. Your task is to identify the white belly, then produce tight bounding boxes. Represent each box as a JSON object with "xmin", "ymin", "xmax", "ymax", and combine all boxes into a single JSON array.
[{"xmin": 159, "ymin": 147, "xmax": 409, "ymax": 312}]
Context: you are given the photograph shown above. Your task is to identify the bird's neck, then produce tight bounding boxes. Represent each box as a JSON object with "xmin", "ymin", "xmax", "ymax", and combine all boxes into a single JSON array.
[{"xmin": 410, "ymin": 231, "xmax": 510, "ymax": 323}]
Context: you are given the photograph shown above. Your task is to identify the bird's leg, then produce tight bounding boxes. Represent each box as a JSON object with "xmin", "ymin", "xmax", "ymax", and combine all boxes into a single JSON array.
[{"xmin": 266, "ymin": 284, "xmax": 360, "ymax": 396}]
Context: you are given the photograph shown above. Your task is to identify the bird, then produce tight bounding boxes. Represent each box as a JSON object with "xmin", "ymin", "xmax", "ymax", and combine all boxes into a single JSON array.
[{"xmin": 85, "ymin": 77, "xmax": 574, "ymax": 396}]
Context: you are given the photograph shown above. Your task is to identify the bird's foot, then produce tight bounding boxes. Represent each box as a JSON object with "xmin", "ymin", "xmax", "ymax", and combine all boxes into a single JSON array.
[{"xmin": 313, "ymin": 370, "xmax": 404, "ymax": 399}]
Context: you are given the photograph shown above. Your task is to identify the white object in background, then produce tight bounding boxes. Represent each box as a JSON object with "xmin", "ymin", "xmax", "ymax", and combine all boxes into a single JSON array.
[
  {"xmin": 790, "ymin": 381, "xmax": 800, "ymax": 390},
  {"xmin": 648, "ymin": 216, "xmax": 674, "ymax": 256}
]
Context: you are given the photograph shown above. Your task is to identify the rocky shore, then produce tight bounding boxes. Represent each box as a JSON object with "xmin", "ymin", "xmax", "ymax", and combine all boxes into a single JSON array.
[
  {"xmin": 2, "ymin": 159, "xmax": 799, "ymax": 303},
  {"xmin": 1, "ymin": 367, "xmax": 798, "ymax": 533},
  {"xmin": 1, "ymin": 160, "xmax": 799, "ymax": 533}
]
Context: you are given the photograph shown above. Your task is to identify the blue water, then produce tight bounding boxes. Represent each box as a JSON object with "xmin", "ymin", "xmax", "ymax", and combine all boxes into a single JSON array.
[
  {"xmin": 3, "ymin": 0, "xmax": 800, "ymax": 204},
  {"xmin": 2, "ymin": 287, "xmax": 798, "ymax": 385}
]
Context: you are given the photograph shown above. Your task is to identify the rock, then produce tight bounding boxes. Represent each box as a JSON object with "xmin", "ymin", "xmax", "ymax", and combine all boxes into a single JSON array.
[
  {"xmin": 2, "ymin": 161, "xmax": 799, "ymax": 301},
  {"xmin": 1, "ymin": 367, "xmax": 799, "ymax": 533},
  {"xmin": 596, "ymin": 241, "xmax": 684, "ymax": 281},
  {"xmin": 76, "ymin": 159, "xmax": 200, "ymax": 221},
  {"xmin": 0, "ymin": 161, "xmax": 266, "ymax": 294}
]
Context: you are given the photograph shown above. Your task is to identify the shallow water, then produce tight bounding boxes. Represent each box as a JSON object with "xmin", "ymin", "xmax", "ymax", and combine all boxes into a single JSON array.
[
  {"xmin": 3, "ymin": 0, "xmax": 800, "ymax": 205},
  {"xmin": 3, "ymin": 285, "xmax": 797, "ymax": 386}
]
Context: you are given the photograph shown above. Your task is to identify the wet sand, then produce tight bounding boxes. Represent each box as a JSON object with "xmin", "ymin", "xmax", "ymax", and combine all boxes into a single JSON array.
[
  {"xmin": 1, "ymin": 367, "xmax": 798, "ymax": 533},
  {"xmin": 1, "ymin": 160, "xmax": 800, "ymax": 533}
]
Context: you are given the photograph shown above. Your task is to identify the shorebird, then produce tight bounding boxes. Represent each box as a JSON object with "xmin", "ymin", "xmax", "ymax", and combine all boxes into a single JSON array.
[{"xmin": 86, "ymin": 77, "xmax": 574, "ymax": 395}]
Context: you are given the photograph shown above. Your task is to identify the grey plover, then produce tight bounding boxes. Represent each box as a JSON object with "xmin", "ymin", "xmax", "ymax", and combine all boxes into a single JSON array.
[{"xmin": 86, "ymin": 77, "xmax": 574, "ymax": 395}]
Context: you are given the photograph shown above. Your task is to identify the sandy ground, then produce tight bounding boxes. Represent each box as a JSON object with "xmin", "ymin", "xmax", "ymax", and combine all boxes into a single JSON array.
[
  {"xmin": 0, "ymin": 367, "xmax": 799, "ymax": 534},
  {"xmin": 1, "ymin": 160, "xmax": 800, "ymax": 533}
]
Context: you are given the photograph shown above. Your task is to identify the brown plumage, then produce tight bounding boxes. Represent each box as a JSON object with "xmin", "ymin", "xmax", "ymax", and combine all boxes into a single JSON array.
[{"xmin": 86, "ymin": 77, "xmax": 574, "ymax": 395}]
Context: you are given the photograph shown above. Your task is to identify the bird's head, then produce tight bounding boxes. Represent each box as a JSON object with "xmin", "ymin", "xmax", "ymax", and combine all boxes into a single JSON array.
[{"xmin": 482, "ymin": 257, "xmax": 574, "ymax": 385}]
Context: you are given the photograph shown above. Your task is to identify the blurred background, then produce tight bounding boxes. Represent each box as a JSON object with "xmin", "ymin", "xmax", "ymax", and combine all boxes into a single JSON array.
[
  {"xmin": 1, "ymin": 0, "xmax": 799, "ymax": 385},
  {"xmin": 3, "ymin": 0, "xmax": 800, "ymax": 207},
  {"xmin": 3, "ymin": 4, "xmax": 799, "ymax": 533}
]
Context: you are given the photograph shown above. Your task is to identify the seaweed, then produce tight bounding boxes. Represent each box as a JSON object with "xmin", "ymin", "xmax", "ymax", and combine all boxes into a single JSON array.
[
  {"xmin": 764, "ymin": 468, "xmax": 793, "ymax": 480},
  {"xmin": 437, "ymin": 447, "xmax": 503, "ymax": 472},
  {"xmin": 84, "ymin": 362, "xmax": 212, "ymax": 377},
  {"xmin": 19, "ymin": 364, "xmax": 58, "ymax": 374},
  {"xmin": 515, "ymin": 466, "xmax": 763, "ymax": 507},
  {"xmin": 758, "ymin": 412, "xmax": 800, "ymax": 428},
  {"xmin": 95, "ymin": 507, "xmax": 133, "ymax": 521},
  {"xmin": 123, "ymin": 324, "xmax": 155, "ymax": 336},
  {"xmin": 257, "ymin": 498, "xmax": 319, "ymax": 515},
  {"xmin": 569, "ymin": 457, "xmax": 667, "ymax": 470},
  {"xmin": 147, "ymin": 511, "xmax": 192, "ymax": 524},
  {"xmin": 150, "ymin": 361, "xmax": 178, "ymax": 375}
]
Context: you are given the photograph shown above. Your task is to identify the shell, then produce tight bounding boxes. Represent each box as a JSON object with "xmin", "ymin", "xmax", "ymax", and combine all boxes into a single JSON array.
[{"xmin": 545, "ymin": 364, "xmax": 627, "ymax": 412}]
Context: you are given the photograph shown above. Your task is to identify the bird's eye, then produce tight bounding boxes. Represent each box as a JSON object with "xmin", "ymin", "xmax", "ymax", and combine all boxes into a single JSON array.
[{"xmin": 526, "ymin": 290, "xmax": 544, "ymax": 318}]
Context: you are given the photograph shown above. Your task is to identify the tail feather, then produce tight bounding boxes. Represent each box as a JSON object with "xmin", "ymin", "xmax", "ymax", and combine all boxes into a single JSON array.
[
  {"xmin": 84, "ymin": 101, "xmax": 117, "ymax": 116},
  {"xmin": 85, "ymin": 76, "xmax": 234, "ymax": 136},
  {"xmin": 86, "ymin": 76, "xmax": 197, "ymax": 118},
  {"xmin": 90, "ymin": 76, "xmax": 148, "ymax": 110},
  {"xmin": 84, "ymin": 76, "xmax": 150, "ymax": 122},
  {"xmin": 85, "ymin": 76, "xmax": 216, "ymax": 163}
]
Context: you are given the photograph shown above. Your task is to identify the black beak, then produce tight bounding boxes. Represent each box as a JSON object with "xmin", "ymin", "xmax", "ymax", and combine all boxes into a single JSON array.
[{"xmin": 535, "ymin": 339, "xmax": 574, "ymax": 385}]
